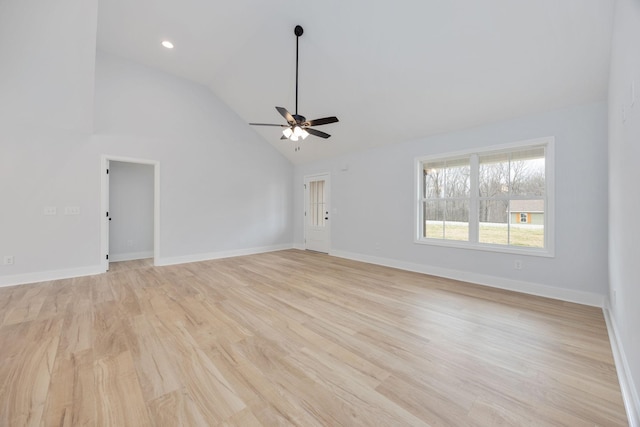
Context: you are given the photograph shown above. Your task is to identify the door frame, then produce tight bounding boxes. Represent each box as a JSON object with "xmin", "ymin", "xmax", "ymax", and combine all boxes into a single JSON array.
[
  {"xmin": 101, "ymin": 155, "xmax": 160, "ymax": 272},
  {"xmin": 303, "ymin": 172, "xmax": 331, "ymax": 252}
]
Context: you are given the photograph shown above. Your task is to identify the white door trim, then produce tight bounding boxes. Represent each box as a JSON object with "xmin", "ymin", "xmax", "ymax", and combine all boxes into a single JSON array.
[
  {"xmin": 303, "ymin": 172, "xmax": 330, "ymax": 253},
  {"xmin": 101, "ymin": 155, "xmax": 160, "ymax": 272}
]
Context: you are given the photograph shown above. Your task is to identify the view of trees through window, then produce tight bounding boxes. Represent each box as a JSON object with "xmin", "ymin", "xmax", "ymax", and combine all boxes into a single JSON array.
[
  {"xmin": 420, "ymin": 145, "xmax": 546, "ymax": 249},
  {"xmin": 423, "ymin": 158, "xmax": 470, "ymax": 241}
]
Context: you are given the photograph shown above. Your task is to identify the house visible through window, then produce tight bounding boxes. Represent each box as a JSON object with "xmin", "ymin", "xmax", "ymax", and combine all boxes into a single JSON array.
[{"xmin": 416, "ymin": 138, "xmax": 553, "ymax": 256}]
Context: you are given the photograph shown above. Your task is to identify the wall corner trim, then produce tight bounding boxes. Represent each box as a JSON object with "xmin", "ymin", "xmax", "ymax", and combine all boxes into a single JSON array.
[{"xmin": 604, "ymin": 307, "xmax": 640, "ymax": 427}]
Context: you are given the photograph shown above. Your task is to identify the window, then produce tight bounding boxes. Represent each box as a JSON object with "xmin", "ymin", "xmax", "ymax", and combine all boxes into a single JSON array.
[
  {"xmin": 422, "ymin": 157, "xmax": 470, "ymax": 241},
  {"xmin": 416, "ymin": 138, "xmax": 553, "ymax": 256},
  {"xmin": 309, "ymin": 180, "xmax": 326, "ymax": 227}
]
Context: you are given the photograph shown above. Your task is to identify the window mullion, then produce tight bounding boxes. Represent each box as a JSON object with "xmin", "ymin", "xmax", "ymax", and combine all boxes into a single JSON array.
[{"xmin": 469, "ymin": 154, "xmax": 479, "ymax": 243}]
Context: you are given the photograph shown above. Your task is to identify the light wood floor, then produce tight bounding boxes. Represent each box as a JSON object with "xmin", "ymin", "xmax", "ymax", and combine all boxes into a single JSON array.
[{"xmin": 0, "ymin": 250, "xmax": 628, "ymax": 426}]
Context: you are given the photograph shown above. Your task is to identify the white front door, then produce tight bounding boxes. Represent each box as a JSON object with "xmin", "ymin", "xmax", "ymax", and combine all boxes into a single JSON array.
[{"xmin": 304, "ymin": 174, "xmax": 330, "ymax": 253}]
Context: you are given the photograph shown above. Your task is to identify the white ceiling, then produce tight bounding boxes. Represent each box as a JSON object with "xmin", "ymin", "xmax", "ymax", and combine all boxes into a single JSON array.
[{"xmin": 97, "ymin": 0, "xmax": 614, "ymax": 165}]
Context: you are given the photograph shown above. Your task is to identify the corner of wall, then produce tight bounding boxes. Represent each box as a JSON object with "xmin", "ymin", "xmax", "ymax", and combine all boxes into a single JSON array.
[{"xmin": 603, "ymin": 306, "xmax": 640, "ymax": 427}]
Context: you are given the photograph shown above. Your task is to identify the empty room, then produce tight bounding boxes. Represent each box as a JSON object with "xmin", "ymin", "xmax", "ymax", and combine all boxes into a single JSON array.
[{"xmin": 0, "ymin": 0, "xmax": 638, "ymax": 425}]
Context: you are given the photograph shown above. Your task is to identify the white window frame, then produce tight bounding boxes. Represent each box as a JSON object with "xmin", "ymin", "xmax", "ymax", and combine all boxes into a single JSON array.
[{"xmin": 414, "ymin": 137, "xmax": 555, "ymax": 257}]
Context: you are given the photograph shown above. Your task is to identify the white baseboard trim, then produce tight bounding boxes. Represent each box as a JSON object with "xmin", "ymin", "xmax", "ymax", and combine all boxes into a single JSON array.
[
  {"xmin": 110, "ymin": 251, "xmax": 154, "ymax": 262},
  {"xmin": 604, "ymin": 308, "xmax": 640, "ymax": 427},
  {"xmin": 0, "ymin": 265, "xmax": 104, "ymax": 288},
  {"xmin": 293, "ymin": 243, "xmax": 305, "ymax": 250},
  {"xmin": 329, "ymin": 250, "xmax": 605, "ymax": 307},
  {"xmin": 156, "ymin": 243, "xmax": 294, "ymax": 267}
]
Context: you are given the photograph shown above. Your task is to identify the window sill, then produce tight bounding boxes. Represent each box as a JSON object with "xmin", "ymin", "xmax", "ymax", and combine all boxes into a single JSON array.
[{"xmin": 413, "ymin": 238, "xmax": 555, "ymax": 258}]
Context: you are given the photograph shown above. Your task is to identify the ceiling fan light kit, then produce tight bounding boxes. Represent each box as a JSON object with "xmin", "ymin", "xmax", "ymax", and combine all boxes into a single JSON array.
[{"xmin": 249, "ymin": 25, "xmax": 339, "ymax": 150}]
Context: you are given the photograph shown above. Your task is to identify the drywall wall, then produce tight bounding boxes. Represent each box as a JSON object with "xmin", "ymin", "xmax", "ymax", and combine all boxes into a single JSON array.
[
  {"xmin": 608, "ymin": 0, "xmax": 640, "ymax": 422},
  {"xmin": 108, "ymin": 161, "xmax": 154, "ymax": 261},
  {"xmin": 294, "ymin": 102, "xmax": 608, "ymax": 304},
  {"xmin": 93, "ymin": 51, "xmax": 293, "ymax": 264},
  {"xmin": 0, "ymin": 10, "xmax": 293, "ymax": 283},
  {"xmin": 0, "ymin": 0, "xmax": 100, "ymax": 281},
  {"xmin": 0, "ymin": 129, "xmax": 101, "ymax": 279},
  {"xmin": 0, "ymin": 0, "xmax": 97, "ymax": 132}
]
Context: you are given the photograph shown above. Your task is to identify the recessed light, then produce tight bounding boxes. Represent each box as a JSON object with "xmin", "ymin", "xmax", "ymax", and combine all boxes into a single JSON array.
[{"xmin": 161, "ymin": 40, "xmax": 174, "ymax": 49}]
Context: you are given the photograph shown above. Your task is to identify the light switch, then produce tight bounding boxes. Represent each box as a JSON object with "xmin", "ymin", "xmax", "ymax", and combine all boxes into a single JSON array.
[{"xmin": 64, "ymin": 206, "xmax": 80, "ymax": 215}]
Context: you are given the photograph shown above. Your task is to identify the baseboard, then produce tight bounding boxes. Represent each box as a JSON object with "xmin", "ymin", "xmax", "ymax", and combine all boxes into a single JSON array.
[
  {"xmin": 293, "ymin": 243, "xmax": 305, "ymax": 250},
  {"xmin": 110, "ymin": 251, "xmax": 154, "ymax": 262},
  {"xmin": 0, "ymin": 244, "xmax": 295, "ymax": 287},
  {"xmin": 604, "ymin": 308, "xmax": 640, "ymax": 427},
  {"xmin": 0, "ymin": 265, "xmax": 104, "ymax": 288},
  {"xmin": 156, "ymin": 243, "xmax": 295, "ymax": 267},
  {"xmin": 329, "ymin": 250, "xmax": 605, "ymax": 307}
]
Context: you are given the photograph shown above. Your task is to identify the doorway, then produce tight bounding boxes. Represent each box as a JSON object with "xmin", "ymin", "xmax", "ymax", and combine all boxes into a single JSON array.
[
  {"xmin": 304, "ymin": 173, "xmax": 330, "ymax": 253},
  {"xmin": 101, "ymin": 156, "xmax": 160, "ymax": 272}
]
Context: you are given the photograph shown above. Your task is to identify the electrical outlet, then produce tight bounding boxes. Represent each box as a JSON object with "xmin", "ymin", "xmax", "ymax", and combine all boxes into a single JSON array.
[
  {"xmin": 514, "ymin": 260, "xmax": 523, "ymax": 270},
  {"xmin": 43, "ymin": 207, "xmax": 57, "ymax": 216},
  {"xmin": 3, "ymin": 256, "xmax": 14, "ymax": 265}
]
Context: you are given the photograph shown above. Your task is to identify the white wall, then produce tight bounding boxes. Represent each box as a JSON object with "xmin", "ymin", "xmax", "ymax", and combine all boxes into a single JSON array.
[
  {"xmin": 608, "ymin": 0, "xmax": 640, "ymax": 422},
  {"xmin": 93, "ymin": 51, "xmax": 293, "ymax": 264},
  {"xmin": 0, "ymin": 0, "xmax": 97, "ymax": 132},
  {"xmin": 0, "ymin": 0, "xmax": 100, "ymax": 282},
  {"xmin": 295, "ymin": 103, "xmax": 609, "ymax": 305},
  {"xmin": 0, "ymin": 6, "xmax": 293, "ymax": 284},
  {"xmin": 108, "ymin": 161, "xmax": 154, "ymax": 261}
]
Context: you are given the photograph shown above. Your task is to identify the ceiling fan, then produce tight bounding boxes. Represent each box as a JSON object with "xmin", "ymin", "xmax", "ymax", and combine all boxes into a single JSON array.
[{"xmin": 250, "ymin": 25, "xmax": 339, "ymax": 146}]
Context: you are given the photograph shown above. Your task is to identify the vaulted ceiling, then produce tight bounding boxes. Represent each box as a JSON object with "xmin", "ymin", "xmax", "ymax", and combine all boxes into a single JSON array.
[{"xmin": 97, "ymin": 0, "xmax": 614, "ymax": 164}]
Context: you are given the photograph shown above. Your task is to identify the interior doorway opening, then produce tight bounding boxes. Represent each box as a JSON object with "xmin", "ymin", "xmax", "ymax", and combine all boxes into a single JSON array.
[{"xmin": 101, "ymin": 156, "xmax": 160, "ymax": 272}]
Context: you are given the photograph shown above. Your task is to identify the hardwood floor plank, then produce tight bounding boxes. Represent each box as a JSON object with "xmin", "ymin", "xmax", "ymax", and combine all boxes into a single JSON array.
[
  {"xmin": 0, "ymin": 251, "xmax": 628, "ymax": 426},
  {"xmin": 0, "ymin": 318, "xmax": 63, "ymax": 426},
  {"xmin": 150, "ymin": 315, "xmax": 247, "ymax": 424},
  {"xmin": 41, "ymin": 349, "xmax": 96, "ymax": 427},
  {"xmin": 92, "ymin": 301, "xmax": 129, "ymax": 359},
  {"xmin": 1, "ymin": 286, "xmax": 48, "ymax": 327},
  {"xmin": 147, "ymin": 389, "xmax": 210, "ymax": 427},
  {"xmin": 124, "ymin": 314, "xmax": 182, "ymax": 401},
  {"xmin": 94, "ymin": 350, "xmax": 152, "ymax": 427}
]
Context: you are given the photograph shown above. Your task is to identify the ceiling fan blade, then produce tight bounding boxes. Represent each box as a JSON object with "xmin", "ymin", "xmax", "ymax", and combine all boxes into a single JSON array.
[
  {"xmin": 275, "ymin": 106, "xmax": 296, "ymax": 125},
  {"xmin": 249, "ymin": 123, "xmax": 288, "ymax": 127},
  {"xmin": 306, "ymin": 128, "xmax": 331, "ymax": 139},
  {"xmin": 305, "ymin": 116, "xmax": 339, "ymax": 127}
]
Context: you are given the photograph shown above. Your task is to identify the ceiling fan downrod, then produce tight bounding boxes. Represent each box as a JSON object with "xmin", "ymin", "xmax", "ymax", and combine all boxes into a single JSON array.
[{"xmin": 294, "ymin": 25, "xmax": 303, "ymax": 117}]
